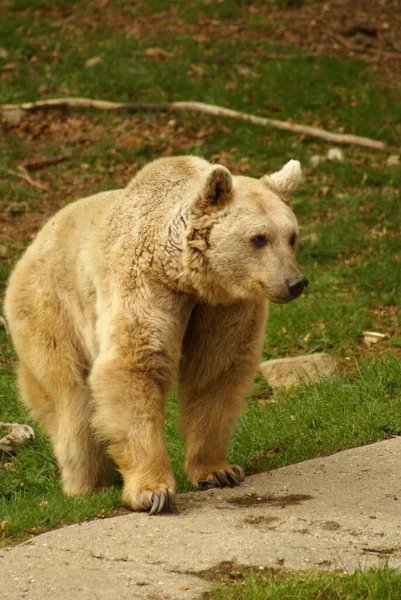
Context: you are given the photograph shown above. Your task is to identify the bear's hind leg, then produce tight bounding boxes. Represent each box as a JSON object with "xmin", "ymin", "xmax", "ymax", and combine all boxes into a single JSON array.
[
  {"xmin": 179, "ymin": 300, "xmax": 267, "ymax": 489},
  {"xmin": 18, "ymin": 362, "xmax": 114, "ymax": 496},
  {"xmin": 54, "ymin": 390, "xmax": 114, "ymax": 496}
]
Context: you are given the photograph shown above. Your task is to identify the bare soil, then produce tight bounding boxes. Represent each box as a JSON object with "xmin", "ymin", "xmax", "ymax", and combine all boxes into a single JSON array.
[{"xmin": 272, "ymin": 0, "xmax": 401, "ymax": 87}]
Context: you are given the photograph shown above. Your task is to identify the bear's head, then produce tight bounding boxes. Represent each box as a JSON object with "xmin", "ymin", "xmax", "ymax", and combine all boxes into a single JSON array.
[{"xmin": 185, "ymin": 159, "xmax": 308, "ymax": 305}]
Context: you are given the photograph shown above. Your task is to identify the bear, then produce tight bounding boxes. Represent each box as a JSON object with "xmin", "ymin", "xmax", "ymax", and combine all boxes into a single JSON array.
[{"xmin": 4, "ymin": 156, "xmax": 308, "ymax": 515}]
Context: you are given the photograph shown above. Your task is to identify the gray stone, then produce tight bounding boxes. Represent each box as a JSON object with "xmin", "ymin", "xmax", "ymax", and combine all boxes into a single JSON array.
[
  {"xmin": 386, "ymin": 154, "xmax": 399, "ymax": 167},
  {"xmin": 259, "ymin": 353, "xmax": 338, "ymax": 389},
  {"xmin": 2, "ymin": 108, "xmax": 24, "ymax": 127}
]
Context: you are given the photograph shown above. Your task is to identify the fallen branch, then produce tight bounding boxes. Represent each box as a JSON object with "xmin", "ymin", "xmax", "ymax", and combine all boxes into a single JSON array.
[
  {"xmin": 334, "ymin": 33, "xmax": 401, "ymax": 60},
  {"xmin": 1, "ymin": 97, "xmax": 396, "ymax": 152},
  {"xmin": 7, "ymin": 166, "xmax": 48, "ymax": 191},
  {"xmin": 333, "ymin": 33, "xmax": 359, "ymax": 52},
  {"xmin": 23, "ymin": 153, "xmax": 72, "ymax": 172}
]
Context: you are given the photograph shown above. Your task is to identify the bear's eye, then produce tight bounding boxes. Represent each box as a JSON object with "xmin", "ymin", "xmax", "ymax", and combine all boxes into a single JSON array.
[
  {"xmin": 251, "ymin": 234, "xmax": 268, "ymax": 249},
  {"xmin": 289, "ymin": 233, "xmax": 297, "ymax": 248}
]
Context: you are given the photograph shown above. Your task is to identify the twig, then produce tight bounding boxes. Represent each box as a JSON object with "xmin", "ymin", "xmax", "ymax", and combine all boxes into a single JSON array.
[
  {"xmin": 334, "ymin": 33, "xmax": 401, "ymax": 60},
  {"xmin": 362, "ymin": 547, "xmax": 396, "ymax": 555},
  {"xmin": 0, "ymin": 63, "xmax": 18, "ymax": 72},
  {"xmin": 7, "ymin": 166, "xmax": 48, "ymax": 191},
  {"xmin": 391, "ymin": 32, "xmax": 401, "ymax": 53},
  {"xmin": 23, "ymin": 154, "xmax": 72, "ymax": 172},
  {"xmin": 1, "ymin": 97, "xmax": 396, "ymax": 152},
  {"xmin": 333, "ymin": 33, "xmax": 358, "ymax": 52}
]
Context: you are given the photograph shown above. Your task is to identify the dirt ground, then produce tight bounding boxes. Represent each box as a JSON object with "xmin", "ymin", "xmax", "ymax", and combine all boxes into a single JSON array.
[
  {"xmin": 272, "ymin": 0, "xmax": 401, "ymax": 87},
  {"xmin": 0, "ymin": 112, "xmax": 200, "ymax": 247}
]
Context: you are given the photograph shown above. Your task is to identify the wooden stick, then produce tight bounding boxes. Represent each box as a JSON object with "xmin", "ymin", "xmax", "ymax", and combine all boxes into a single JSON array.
[
  {"xmin": 7, "ymin": 167, "xmax": 48, "ymax": 191},
  {"xmin": 23, "ymin": 154, "xmax": 72, "ymax": 172},
  {"xmin": 1, "ymin": 97, "xmax": 395, "ymax": 152},
  {"xmin": 334, "ymin": 33, "xmax": 401, "ymax": 60}
]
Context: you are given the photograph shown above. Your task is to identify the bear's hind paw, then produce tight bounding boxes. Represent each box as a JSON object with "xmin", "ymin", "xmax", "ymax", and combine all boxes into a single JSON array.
[{"xmin": 197, "ymin": 465, "xmax": 245, "ymax": 490}]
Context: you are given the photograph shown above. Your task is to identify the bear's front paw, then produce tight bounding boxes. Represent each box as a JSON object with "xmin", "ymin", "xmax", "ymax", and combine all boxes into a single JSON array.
[
  {"xmin": 122, "ymin": 485, "xmax": 176, "ymax": 515},
  {"xmin": 197, "ymin": 465, "xmax": 245, "ymax": 490}
]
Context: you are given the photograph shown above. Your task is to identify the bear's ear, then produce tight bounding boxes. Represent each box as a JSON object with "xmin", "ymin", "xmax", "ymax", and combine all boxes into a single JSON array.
[
  {"xmin": 196, "ymin": 165, "xmax": 233, "ymax": 213},
  {"xmin": 261, "ymin": 160, "xmax": 302, "ymax": 202}
]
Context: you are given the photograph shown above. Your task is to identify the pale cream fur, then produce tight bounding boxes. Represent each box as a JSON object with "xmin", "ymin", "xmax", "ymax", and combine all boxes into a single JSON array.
[{"xmin": 4, "ymin": 156, "xmax": 305, "ymax": 513}]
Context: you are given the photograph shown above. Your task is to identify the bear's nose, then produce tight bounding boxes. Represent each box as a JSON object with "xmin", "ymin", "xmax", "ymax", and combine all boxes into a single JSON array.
[{"xmin": 286, "ymin": 275, "xmax": 309, "ymax": 299}]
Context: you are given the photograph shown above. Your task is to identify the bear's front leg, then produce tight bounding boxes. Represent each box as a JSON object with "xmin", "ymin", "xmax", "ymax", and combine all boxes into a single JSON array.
[
  {"xmin": 179, "ymin": 300, "xmax": 267, "ymax": 490},
  {"xmin": 89, "ymin": 312, "xmax": 183, "ymax": 515}
]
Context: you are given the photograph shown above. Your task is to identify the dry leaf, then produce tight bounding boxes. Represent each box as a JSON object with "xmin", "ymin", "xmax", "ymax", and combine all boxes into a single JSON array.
[
  {"xmin": 143, "ymin": 47, "xmax": 174, "ymax": 59},
  {"xmin": 0, "ymin": 315, "xmax": 9, "ymax": 333},
  {"xmin": 302, "ymin": 232, "xmax": 319, "ymax": 246},
  {"xmin": 0, "ymin": 62, "xmax": 18, "ymax": 72},
  {"xmin": 1, "ymin": 521, "xmax": 7, "ymax": 540},
  {"xmin": 85, "ymin": 56, "xmax": 102, "ymax": 68}
]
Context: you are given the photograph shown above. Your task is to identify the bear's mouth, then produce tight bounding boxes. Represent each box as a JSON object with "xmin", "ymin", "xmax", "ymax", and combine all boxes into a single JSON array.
[{"xmin": 259, "ymin": 282, "xmax": 291, "ymax": 304}]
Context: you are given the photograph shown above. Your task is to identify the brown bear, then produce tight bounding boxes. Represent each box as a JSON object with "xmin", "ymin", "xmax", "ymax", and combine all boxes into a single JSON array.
[{"xmin": 4, "ymin": 156, "xmax": 308, "ymax": 515}]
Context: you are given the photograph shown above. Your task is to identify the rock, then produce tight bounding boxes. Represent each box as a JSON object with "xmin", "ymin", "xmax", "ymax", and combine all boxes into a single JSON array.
[
  {"xmin": 386, "ymin": 154, "xmax": 400, "ymax": 167},
  {"xmin": 0, "ymin": 422, "xmax": 35, "ymax": 453},
  {"xmin": 2, "ymin": 108, "xmax": 24, "ymax": 127},
  {"xmin": 362, "ymin": 331, "xmax": 387, "ymax": 346},
  {"xmin": 327, "ymin": 147, "xmax": 344, "ymax": 162},
  {"xmin": 259, "ymin": 353, "xmax": 338, "ymax": 389},
  {"xmin": 310, "ymin": 154, "xmax": 322, "ymax": 167}
]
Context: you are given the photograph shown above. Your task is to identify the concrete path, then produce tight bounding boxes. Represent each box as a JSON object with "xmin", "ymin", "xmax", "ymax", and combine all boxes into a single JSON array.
[{"xmin": 2, "ymin": 437, "xmax": 401, "ymax": 599}]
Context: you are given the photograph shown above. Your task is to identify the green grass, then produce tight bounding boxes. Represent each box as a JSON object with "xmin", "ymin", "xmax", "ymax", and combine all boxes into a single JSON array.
[
  {"xmin": 2, "ymin": 354, "xmax": 401, "ymax": 543},
  {"xmin": 206, "ymin": 567, "xmax": 401, "ymax": 600},
  {"xmin": 1, "ymin": 0, "xmax": 401, "ymax": 549}
]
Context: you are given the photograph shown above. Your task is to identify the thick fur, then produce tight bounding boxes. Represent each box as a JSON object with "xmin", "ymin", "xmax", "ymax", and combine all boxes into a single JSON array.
[{"xmin": 4, "ymin": 156, "xmax": 304, "ymax": 512}]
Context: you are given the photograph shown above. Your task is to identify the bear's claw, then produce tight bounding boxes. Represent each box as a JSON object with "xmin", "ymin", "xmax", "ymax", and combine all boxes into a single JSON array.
[
  {"xmin": 148, "ymin": 488, "xmax": 174, "ymax": 516},
  {"xmin": 198, "ymin": 465, "xmax": 245, "ymax": 490},
  {"xmin": 125, "ymin": 486, "xmax": 175, "ymax": 515}
]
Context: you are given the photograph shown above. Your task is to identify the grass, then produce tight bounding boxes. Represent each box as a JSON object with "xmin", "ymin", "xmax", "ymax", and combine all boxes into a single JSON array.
[
  {"xmin": 0, "ymin": 0, "xmax": 401, "ymax": 562},
  {"xmin": 205, "ymin": 566, "xmax": 401, "ymax": 599},
  {"xmin": 2, "ymin": 354, "xmax": 401, "ymax": 543}
]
